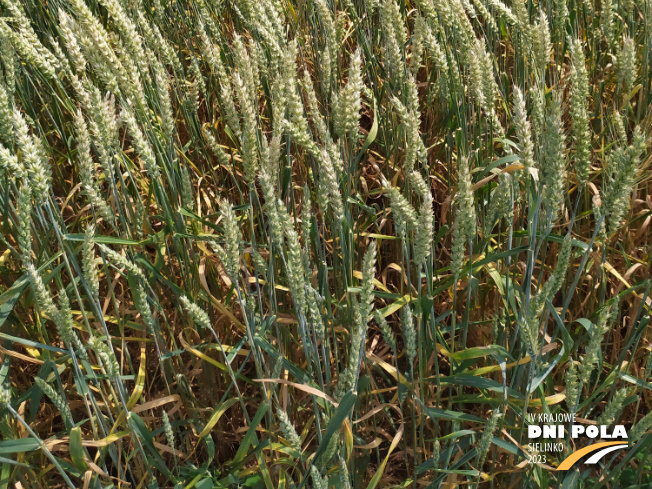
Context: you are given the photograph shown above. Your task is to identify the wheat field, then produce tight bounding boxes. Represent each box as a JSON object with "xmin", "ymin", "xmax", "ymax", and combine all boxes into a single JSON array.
[{"xmin": 0, "ymin": 0, "xmax": 651, "ymax": 486}]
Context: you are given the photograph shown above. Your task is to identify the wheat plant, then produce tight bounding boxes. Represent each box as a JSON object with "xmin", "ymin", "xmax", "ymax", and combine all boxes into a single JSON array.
[{"xmin": 0, "ymin": 0, "xmax": 651, "ymax": 487}]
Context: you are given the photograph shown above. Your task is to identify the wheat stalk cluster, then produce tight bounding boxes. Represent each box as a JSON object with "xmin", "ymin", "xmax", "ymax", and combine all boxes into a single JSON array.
[{"xmin": 0, "ymin": 0, "xmax": 651, "ymax": 486}]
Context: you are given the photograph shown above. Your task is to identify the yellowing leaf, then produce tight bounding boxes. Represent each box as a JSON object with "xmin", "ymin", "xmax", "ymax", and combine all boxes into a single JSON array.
[
  {"xmin": 366, "ymin": 352, "xmax": 410, "ymax": 387},
  {"xmin": 379, "ymin": 294, "xmax": 413, "ymax": 317},
  {"xmin": 513, "ymin": 393, "xmax": 565, "ymax": 407},
  {"xmin": 127, "ymin": 344, "xmax": 147, "ymax": 410},
  {"xmin": 365, "ymin": 423, "xmax": 404, "ymax": 489},
  {"xmin": 352, "ymin": 270, "xmax": 390, "ymax": 293},
  {"xmin": 197, "ymin": 398, "xmax": 239, "ymax": 438}
]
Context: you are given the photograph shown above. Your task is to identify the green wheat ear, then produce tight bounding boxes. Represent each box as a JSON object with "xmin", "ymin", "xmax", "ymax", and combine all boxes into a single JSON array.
[
  {"xmin": 34, "ymin": 377, "xmax": 74, "ymax": 429},
  {"xmin": 13, "ymin": 109, "xmax": 51, "ymax": 200},
  {"xmin": 162, "ymin": 411, "xmax": 175, "ymax": 453},
  {"xmin": 333, "ymin": 48, "xmax": 363, "ymax": 139},
  {"xmin": 277, "ymin": 407, "xmax": 302, "ymax": 452},
  {"xmin": 568, "ymin": 38, "xmax": 591, "ymax": 186},
  {"xmin": 476, "ymin": 410, "xmax": 501, "ymax": 470},
  {"xmin": 596, "ymin": 387, "xmax": 628, "ymax": 426},
  {"xmin": 565, "ymin": 361, "xmax": 581, "ymax": 410},
  {"xmin": 512, "ymin": 86, "xmax": 535, "ymax": 179},
  {"xmin": 629, "ymin": 411, "xmax": 652, "ymax": 445},
  {"xmin": 17, "ymin": 183, "xmax": 31, "ymax": 267},
  {"xmin": 89, "ymin": 336, "xmax": 120, "ymax": 379},
  {"xmin": 82, "ymin": 224, "xmax": 99, "ymax": 298},
  {"xmin": 374, "ymin": 310, "xmax": 397, "ymax": 355}
]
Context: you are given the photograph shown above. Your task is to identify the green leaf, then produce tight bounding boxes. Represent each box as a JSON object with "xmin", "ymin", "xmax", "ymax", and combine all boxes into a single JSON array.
[
  {"xmin": 231, "ymin": 400, "xmax": 269, "ymax": 468},
  {"xmin": 477, "ymin": 154, "xmax": 521, "ymax": 178},
  {"xmin": 492, "ymin": 436, "xmax": 527, "ymax": 459},
  {"xmin": 511, "ymin": 231, "xmax": 590, "ymax": 251},
  {"xmin": 439, "ymin": 375, "xmax": 523, "ymax": 399},
  {"xmin": 575, "ymin": 318, "xmax": 594, "ymax": 332},
  {"xmin": 421, "ymin": 405, "xmax": 486, "ymax": 423},
  {"xmin": 69, "ymin": 427, "xmax": 87, "ymax": 471},
  {"xmin": 549, "ymin": 306, "xmax": 573, "ymax": 363},
  {"xmin": 127, "ymin": 412, "xmax": 174, "ymax": 479},
  {"xmin": 0, "ymin": 277, "xmax": 29, "ymax": 323},
  {"xmin": 528, "ymin": 346, "xmax": 565, "ymax": 394},
  {"xmin": 450, "ymin": 345, "xmax": 513, "ymax": 362},
  {"xmin": 0, "ymin": 332, "xmax": 67, "ymax": 355},
  {"xmin": 560, "ymin": 469, "xmax": 580, "ymax": 489},
  {"xmin": 618, "ymin": 373, "xmax": 652, "ymax": 392},
  {"xmin": 64, "ymin": 234, "xmax": 140, "ymax": 245},
  {"xmin": 255, "ymin": 338, "xmax": 309, "ymax": 383},
  {"xmin": 313, "ymin": 391, "xmax": 356, "ymax": 464},
  {"xmin": 0, "ymin": 290, "xmax": 19, "ymax": 329},
  {"xmin": 0, "ymin": 439, "xmax": 40, "ymax": 454},
  {"xmin": 195, "ymin": 478, "xmax": 214, "ymax": 489},
  {"xmin": 355, "ymin": 98, "xmax": 378, "ymax": 163},
  {"xmin": 437, "ymin": 429, "xmax": 475, "ymax": 441},
  {"xmin": 0, "ymin": 456, "xmax": 29, "ymax": 467},
  {"xmin": 435, "ymin": 469, "xmax": 480, "ymax": 476},
  {"xmin": 472, "ymin": 246, "xmax": 529, "ymax": 268},
  {"xmin": 242, "ymin": 474, "xmax": 265, "ymax": 489}
]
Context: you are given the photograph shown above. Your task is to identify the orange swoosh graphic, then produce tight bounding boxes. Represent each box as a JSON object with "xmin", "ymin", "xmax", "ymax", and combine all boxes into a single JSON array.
[{"xmin": 557, "ymin": 441, "xmax": 627, "ymax": 470}]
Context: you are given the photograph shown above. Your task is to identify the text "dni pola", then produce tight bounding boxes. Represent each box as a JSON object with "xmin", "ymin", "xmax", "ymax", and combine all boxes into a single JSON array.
[{"xmin": 527, "ymin": 413, "xmax": 627, "ymax": 439}]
